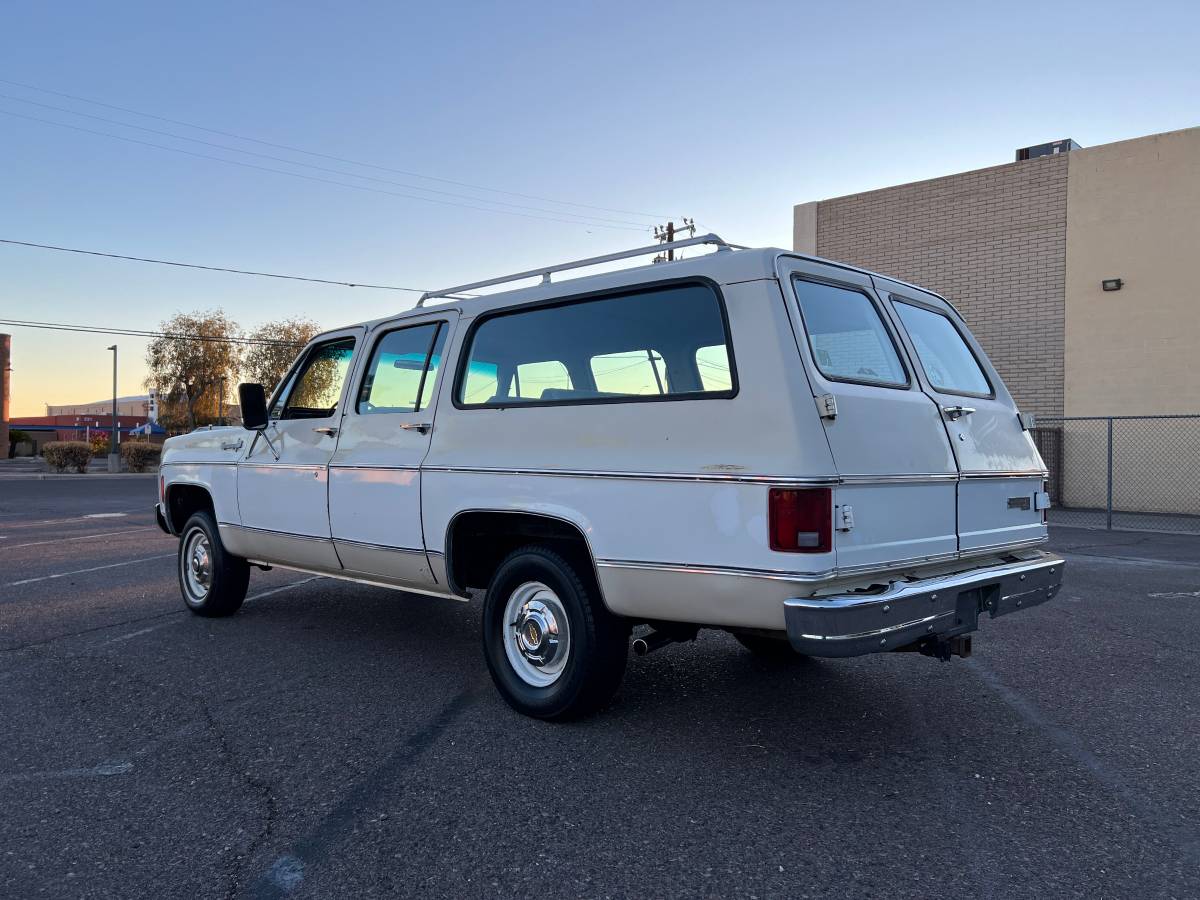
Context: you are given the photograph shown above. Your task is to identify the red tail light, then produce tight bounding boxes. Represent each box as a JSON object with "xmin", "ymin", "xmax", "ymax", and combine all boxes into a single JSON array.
[{"xmin": 769, "ymin": 488, "xmax": 832, "ymax": 553}]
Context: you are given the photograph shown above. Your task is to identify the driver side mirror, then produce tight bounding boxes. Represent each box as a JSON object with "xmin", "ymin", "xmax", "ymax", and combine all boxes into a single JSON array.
[{"xmin": 238, "ymin": 383, "xmax": 269, "ymax": 430}]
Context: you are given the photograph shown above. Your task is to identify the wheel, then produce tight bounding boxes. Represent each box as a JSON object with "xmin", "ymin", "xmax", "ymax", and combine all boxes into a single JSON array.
[
  {"xmin": 482, "ymin": 545, "xmax": 628, "ymax": 720},
  {"xmin": 734, "ymin": 632, "xmax": 803, "ymax": 659},
  {"xmin": 177, "ymin": 511, "xmax": 250, "ymax": 617}
]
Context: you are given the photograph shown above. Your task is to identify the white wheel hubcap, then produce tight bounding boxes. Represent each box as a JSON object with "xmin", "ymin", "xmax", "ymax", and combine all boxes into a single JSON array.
[{"xmin": 503, "ymin": 581, "xmax": 571, "ymax": 687}]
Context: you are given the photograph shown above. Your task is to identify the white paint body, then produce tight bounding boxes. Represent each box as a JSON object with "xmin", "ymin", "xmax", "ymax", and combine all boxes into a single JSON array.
[{"xmin": 159, "ymin": 248, "xmax": 1048, "ymax": 631}]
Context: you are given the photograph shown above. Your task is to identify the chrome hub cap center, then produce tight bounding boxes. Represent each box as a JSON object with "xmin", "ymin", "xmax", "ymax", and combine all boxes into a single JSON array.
[
  {"xmin": 502, "ymin": 582, "xmax": 571, "ymax": 687},
  {"xmin": 181, "ymin": 529, "xmax": 213, "ymax": 603}
]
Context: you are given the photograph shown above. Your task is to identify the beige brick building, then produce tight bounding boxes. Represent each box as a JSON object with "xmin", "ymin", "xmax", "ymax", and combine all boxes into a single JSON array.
[{"xmin": 793, "ymin": 126, "xmax": 1200, "ymax": 420}]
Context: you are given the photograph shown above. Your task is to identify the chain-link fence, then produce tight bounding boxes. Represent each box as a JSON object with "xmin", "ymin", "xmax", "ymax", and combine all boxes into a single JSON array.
[{"xmin": 1031, "ymin": 415, "xmax": 1200, "ymax": 534}]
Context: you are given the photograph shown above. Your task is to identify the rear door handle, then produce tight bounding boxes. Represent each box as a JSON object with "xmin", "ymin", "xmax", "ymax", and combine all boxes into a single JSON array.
[
  {"xmin": 313, "ymin": 426, "xmax": 339, "ymax": 437},
  {"xmin": 942, "ymin": 405, "xmax": 976, "ymax": 420},
  {"xmin": 400, "ymin": 422, "xmax": 432, "ymax": 434}
]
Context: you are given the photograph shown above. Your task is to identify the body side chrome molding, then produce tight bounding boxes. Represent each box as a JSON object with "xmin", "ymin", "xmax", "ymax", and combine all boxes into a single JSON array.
[
  {"xmin": 331, "ymin": 537, "xmax": 426, "ymax": 555},
  {"xmin": 219, "ymin": 523, "xmax": 330, "ymax": 543},
  {"xmin": 597, "ymin": 558, "xmax": 836, "ymax": 583},
  {"xmin": 423, "ymin": 465, "xmax": 837, "ymax": 486}
]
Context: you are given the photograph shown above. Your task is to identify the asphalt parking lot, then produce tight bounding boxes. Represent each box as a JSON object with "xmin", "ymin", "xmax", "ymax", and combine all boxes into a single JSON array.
[{"xmin": 1, "ymin": 477, "xmax": 1198, "ymax": 899}]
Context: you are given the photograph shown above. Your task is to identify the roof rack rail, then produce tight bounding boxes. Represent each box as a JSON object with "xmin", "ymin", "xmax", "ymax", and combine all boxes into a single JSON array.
[{"xmin": 416, "ymin": 233, "xmax": 738, "ymax": 306}]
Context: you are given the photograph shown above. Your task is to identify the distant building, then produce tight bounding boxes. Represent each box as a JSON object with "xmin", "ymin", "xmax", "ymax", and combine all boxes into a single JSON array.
[
  {"xmin": 793, "ymin": 126, "xmax": 1200, "ymax": 418},
  {"xmin": 47, "ymin": 391, "xmax": 158, "ymax": 422}
]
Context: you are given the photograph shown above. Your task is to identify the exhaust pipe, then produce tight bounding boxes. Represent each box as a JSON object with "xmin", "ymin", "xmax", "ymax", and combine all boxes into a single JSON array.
[{"xmin": 632, "ymin": 626, "xmax": 698, "ymax": 656}]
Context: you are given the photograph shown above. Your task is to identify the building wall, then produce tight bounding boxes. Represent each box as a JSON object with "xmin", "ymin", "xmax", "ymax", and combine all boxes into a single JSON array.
[
  {"xmin": 807, "ymin": 154, "xmax": 1069, "ymax": 416},
  {"xmin": 47, "ymin": 397, "xmax": 152, "ymax": 418},
  {"xmin": 1064, "ymin": 127, "xmax": 1200, "ymax": 416}
]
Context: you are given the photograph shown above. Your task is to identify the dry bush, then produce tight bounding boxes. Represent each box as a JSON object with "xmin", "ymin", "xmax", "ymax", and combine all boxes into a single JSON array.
[
  {"xmin": 120, "ymin": 442, "xmax": 162, "ymax": 473},
  {"xmin": 43, "ymin": 441, "xmax": 93, "ymax": 473}
]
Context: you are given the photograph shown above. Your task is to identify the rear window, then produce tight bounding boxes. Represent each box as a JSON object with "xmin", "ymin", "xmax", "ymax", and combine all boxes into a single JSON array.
[
  {"xmin": 792, "ymin": 278, "xmax": 907, "ymax": 387},
  {"xmin": 893, "ymin": 301, "xmax": 991, "ymax": 396},
  {"xmin": 456, "ymin": 283, "xmax": 735, "ymax": 407}
]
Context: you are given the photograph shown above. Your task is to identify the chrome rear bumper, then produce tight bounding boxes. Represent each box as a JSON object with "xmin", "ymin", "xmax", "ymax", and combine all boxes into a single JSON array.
[{"xmin": 784, "ymin": 551, "xmax": 1064, "ymax": 657}]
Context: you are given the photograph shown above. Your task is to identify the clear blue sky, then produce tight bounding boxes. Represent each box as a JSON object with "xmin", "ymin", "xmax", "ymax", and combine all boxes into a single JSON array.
[{"xmin": 2, "ymin": 0, "xmax": 1197, "ymax": 415}]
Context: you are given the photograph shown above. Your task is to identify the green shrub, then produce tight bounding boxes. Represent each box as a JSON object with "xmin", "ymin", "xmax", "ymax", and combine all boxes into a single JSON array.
[
  {"xmin": 120, "ymin": 441, "xmax": 162, "ymax": 473},
  {"xmin": 43, "ymin": 441, "xmax": 93, "ymax": 473}
]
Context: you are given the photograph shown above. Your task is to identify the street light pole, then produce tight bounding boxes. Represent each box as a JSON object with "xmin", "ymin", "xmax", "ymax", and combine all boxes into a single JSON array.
[{"xmin": 107, "ymin": 344, "xmax": 119, "ymax": 472}]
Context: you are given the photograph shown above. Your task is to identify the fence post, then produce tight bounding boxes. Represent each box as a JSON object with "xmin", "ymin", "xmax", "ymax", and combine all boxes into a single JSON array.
[{"xmin": 1106, "ymin": 417, "xmax": 1114, "ymax": 530}]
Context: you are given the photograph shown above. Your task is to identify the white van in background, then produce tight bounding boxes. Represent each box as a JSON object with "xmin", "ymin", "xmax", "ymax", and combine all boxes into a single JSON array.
[{"xmin": 156, "ymin": 234, "xmax": 1063, "ymax": 719}]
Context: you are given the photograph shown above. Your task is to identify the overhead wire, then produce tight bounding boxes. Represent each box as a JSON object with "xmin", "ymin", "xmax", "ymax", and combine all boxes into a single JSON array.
[
  {"xmin": 0, "ymin": 77, "xmax": 671, "ymax": 222},
  {"xmin": 0, "ymin": 238, "xmax": 443, "ymax": 293},
  {"xmin": 0, "ymin": 108, "xmax": 647, "ymax": 232},
  {"xmin": 0, "ymin": 92, "xmax": 650, "ymax": 229},
  {"xmin": 0, "ymin": 318, "xmax": 303, "ymax": 347}
]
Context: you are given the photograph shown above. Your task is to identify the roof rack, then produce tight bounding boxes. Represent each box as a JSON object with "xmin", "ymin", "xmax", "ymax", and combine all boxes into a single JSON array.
[{"xmin": 415, "ymin": 233, "xmax": 738, "ymax": 306}]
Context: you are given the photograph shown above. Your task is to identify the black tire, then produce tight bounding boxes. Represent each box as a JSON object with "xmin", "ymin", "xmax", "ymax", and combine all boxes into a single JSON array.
[
  {"xmin": 177, "ymin": 511, "xmax": 250, "ymax": 617},
  {"xmin": 734, "ymin": 632, "xmax": 803, "ymax": 659},
  {"xmin": 482, "ymin": 545, "xmax": 628, "ymax": 720}
]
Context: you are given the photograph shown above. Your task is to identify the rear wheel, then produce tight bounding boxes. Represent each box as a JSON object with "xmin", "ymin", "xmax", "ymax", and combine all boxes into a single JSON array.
[
  {"xmin": 482, "ymin": 545, "xmax": 628, "ymax": 720},
  {"xmin": 734, "ymin": 632, "xmax": 803, "ymax": 659},
  {"xmin": 178, "ymin": 511, "xmax": 249, "ymax": 617}
]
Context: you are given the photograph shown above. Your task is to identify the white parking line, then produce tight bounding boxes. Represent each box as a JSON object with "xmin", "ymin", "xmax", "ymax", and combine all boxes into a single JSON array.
[
  {"xmin": 5, "ymin": 554, "xmax": 175, "ymax": 587},
  {"xmin": 83, "ymin": 512, "xmax": 128, "ymax": 519},
  {"xmin": 0, "ymin": 526, "xmax": 156, "ymax": 552}
]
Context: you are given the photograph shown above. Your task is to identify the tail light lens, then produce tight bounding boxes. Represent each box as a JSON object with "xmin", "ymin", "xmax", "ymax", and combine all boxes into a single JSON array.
[{"xmin": 769, "ymin": 488, "xmax": 832, "ymax": 553}]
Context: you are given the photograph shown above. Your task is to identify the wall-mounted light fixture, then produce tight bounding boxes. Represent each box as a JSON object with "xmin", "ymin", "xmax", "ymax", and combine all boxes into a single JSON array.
[{"xmin": 1101, "ymin": 278, "xmax": 1123, "ymax": 292}]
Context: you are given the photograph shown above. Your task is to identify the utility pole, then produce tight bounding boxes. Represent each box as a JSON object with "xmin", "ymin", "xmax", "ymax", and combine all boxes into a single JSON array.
[
  {"xmin": 654, "ymin": 218, "xmax": 695, "ymax": 262},
  {"xmin": 107, "ymin": 344, "xmax": 119, "ymax": 472}
]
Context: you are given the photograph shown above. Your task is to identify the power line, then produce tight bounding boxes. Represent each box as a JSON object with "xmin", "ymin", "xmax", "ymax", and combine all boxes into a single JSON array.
[
  {"xmin": 0, "ymin": 77, "xmax": 670, "ymax": 222},
  {"xmin": 0, "ymin": 238, "xmax": 440, "ymax": 293},
  {"xmin": 0, "ymin": 92, "xmax": 650, "ymax": 229},
  {"xmin": 0, "ymin": 108, "xmax": 646, "ymax": 232},
  {"xmin": 0, "ymin": 318, "xmax": 302, "ymax": 347}
]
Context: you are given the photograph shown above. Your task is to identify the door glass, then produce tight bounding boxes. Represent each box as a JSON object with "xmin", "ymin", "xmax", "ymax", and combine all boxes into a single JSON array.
[
  {"xmin": 893, "ymin": 301, "xmax": 991, "ymax": 396},
  {"xmin": 357, "ymin": 323, "xmax": 446, "ymax": 414},
  {"xmin": 277, "ymin": 337, "xmax": 356, "ymax": 419},
  {"xmin": 792, "ymin": 278, "xmax": 907, "ymax": 387}
]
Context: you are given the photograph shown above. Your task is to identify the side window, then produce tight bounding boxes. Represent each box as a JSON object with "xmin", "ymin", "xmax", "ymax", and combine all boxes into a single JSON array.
[
  {"xmin": 457, "ymin": 282, "xmax": 735, "ymax": 406},
  {"xmin": 893, "ymin": 301, "xmax": 991, "ymax": 396},
  {"xmin": 792, "ymin": 278, "xmax": 907, "ymax": 387},
  {"xmin": 357, "ymin": 323, "xmax": 447, "ymax": 414},
  {"xmin": 591, "ymin": 351, "xmax": 667, "ymax": 395},
  {"xmin": 276, "ymin": 337, "xmax": 356, "ymax": 419}
]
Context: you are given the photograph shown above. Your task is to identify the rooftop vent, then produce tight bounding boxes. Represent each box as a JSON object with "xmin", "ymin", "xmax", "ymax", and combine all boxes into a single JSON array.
[{"xmin": 1016, "ymin": 139, "xmax": 1081, "ymax": 161}]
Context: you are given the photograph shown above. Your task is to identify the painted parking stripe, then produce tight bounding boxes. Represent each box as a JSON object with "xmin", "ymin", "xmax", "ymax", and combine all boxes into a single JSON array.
[
  {"xmin": 5, "ymin": 553, "xmax": 175, "ymax": 587},
  {"xmin": 0, "ymin": 526, "xmax": 157, "ymax": 552}
]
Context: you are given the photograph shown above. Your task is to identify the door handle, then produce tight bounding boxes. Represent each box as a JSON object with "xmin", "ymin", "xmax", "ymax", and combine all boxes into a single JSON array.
[
  {"xmin": 400, "ymin": 422, "xmax": 432, "ymax": 434},
  {"xmin": 313, "ymin": 426, "xmax": 339, "ymax": 437},
  {"xmin": 942, "ymin": 405, "xmax": 976, "ymax": 420},
  {"xmin": 221, "ymin": 438, "xmax": 244, "ymax": 451}
]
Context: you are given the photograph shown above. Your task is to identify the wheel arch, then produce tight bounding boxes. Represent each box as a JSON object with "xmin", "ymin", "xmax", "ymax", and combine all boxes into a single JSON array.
[
  {"xmin": 443, "ymin": 508, "xmax": 607, "ymax": 607},
  {"xmin": 164, "ymin": 482, "xmax": 216, "ymax": 534}
]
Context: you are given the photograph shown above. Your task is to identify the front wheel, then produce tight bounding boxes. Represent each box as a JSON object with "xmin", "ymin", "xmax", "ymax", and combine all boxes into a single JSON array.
[
  {"xmin": 482, "ymin": 545, "xmax": 628, "ymax": 720},
  {"xmin": 178, "ymin": 511, "xmax": 250, "ymax": 617}
]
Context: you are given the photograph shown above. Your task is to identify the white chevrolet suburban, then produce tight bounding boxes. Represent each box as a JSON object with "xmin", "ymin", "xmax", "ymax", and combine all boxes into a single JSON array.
[{"xmin": 156, "ymin": 234, "xmax": 1063, "ymax": 719}]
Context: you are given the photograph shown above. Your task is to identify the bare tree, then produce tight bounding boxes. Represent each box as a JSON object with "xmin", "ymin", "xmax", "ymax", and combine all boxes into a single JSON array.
[
  {"xmin": 241, "ymin": 317, "xmax": 321, "ymax": 394},
  {"xmin": 144, "ymin": 311, "xmax": 241, "ymax": 432}
]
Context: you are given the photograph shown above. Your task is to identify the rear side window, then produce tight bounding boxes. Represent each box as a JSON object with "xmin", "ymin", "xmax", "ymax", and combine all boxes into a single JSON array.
[
  {"xmin": 457, "ymin": 282, "xmax": 735, "ymax": 406},
  {"xmin": 893, "ymin": 301, "xmax": 991, "ymax": 396},
  {"xmin": 792, "ymin": 278, "xmax": 907, "ymax": 387},
  {"xmin": 356, "ymin": 322, "xmax": 447, "ymax": 414}
]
